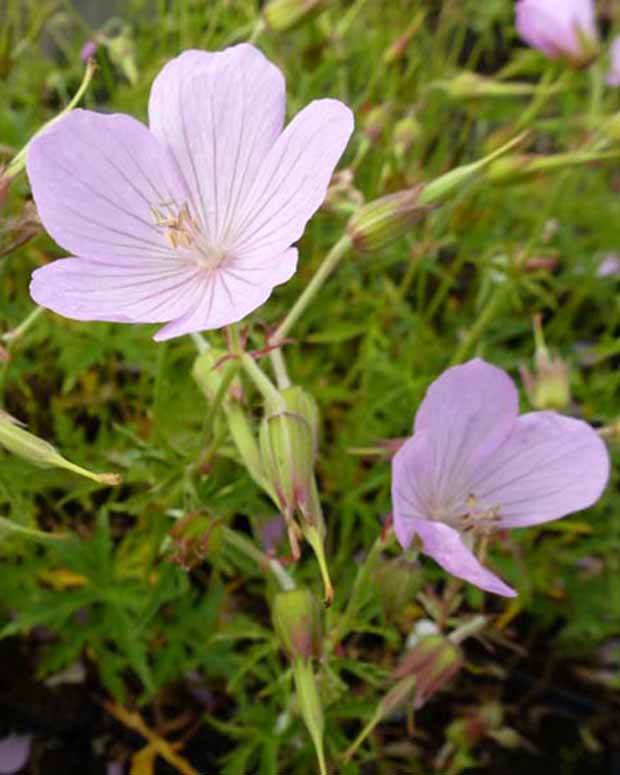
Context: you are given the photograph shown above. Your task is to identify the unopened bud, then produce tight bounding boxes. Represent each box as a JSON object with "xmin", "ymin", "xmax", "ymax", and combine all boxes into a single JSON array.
[
  {"xmin": 105, "ymin": 28, "xmax": 138, "ymax": 85},
  {"xmin": 263, "ymin": 0, "xmax": 334, "ymax": 31},
  {"xmin": 0, "ymin": 410, "xmax": 120, "ymax": 485},
  {"xmin": 486, "ymin": 150, "xmax": 620, "ymax": 186},
  {"xmin": 392, "ymin": 114, "xmax": 420, "ymax": 160},
  {"xmin": 347, "ymin": 186, "xmax": 428, "ymax": 253},
  {"xmin": 273, "ymin": 588, "xmax": 322, "ymax": 660},
  {"xmin": 393, "ymin": 634, "xmax": 463, "ymax": 709},
  {"xmin": 260, "ymin": 387, "xmax": 318, "ymax": 517},
  {"xmin": 363, "ymin": 103, "xmax": 392, "ymax": 142},
  {"xmin": 80, "ymin": 40, "xmax": 98, "ymax": 63},
  {"xmin": 520, "ymin": 316, "xmax": 570, "ymax": 410},
  {"xmin": 433, "ymin": 72, "xmax": 540, "ymax": 99},
  {"xmin": 375, "ymin": 557, "xmax": 423, "ymax": 623}
]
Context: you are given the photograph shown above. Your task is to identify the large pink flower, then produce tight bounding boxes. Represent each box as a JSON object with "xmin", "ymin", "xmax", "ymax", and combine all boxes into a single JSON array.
[
  {"xmin": 515, "ymin": 0, "xmax": 597, "ymax": 63},
  {"xmin": 392, "ymin": 359, "xmax": 609, "ymax": 597},
  {"xmin": 27, "ymin": 45, "xmax": 353, "ymax": 340}
]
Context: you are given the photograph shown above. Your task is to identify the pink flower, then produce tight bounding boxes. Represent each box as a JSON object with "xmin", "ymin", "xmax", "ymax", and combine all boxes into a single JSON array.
[
  {"xmin": 606, "ymin": 36, "xmax": 620, "ymax": 86},
  {"xmin": 515, "ymin": 0, "xmax": 598, "ymax": 64},
  {"xmin": 391, "ymin": 359, "xmax": 609, "ymax": 597},
  {"xmin": 27, "ymin": 45, "xmax": 353, "ymax": 341}
]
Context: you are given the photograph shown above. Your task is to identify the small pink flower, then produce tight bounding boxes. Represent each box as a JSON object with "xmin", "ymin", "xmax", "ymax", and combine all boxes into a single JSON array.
[
  {"xmin": 606, "ymin": 36, "xmax": 620, "ymax": 86},
  {"xmin": 392, "ymin": 359, "xmax": 609, "ymax": 597},
  {"xmin": 515, "ymin": 0, "xmax": 598, "ymax": 63},
  {"xmin": 27, "ymin": 45, "xmax": 353, "ymax": 340}
]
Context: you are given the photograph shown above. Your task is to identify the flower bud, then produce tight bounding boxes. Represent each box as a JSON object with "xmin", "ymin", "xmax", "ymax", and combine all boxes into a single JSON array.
[
  {"xmin": 393, "ymin": 633, "xmax": 463, "ymax": 710},
  {"xmin": 363, "ymin": 103, "xmax": 392, "ymax": 143},
  {"xmin": 259, "ymin": 387, "xmax": 318, "ymax": 518},
  {"xmin": 105, "ymin": 27, "xmax": 138, "ymax": 85},
  {"xmin": 392, "ymin": 114, "xmax": 420, "ymax": 160},
  {"xmin": 347, "ymin": 186, "xmax": 429, "ymax": 253},
  {"xmin": 80, "ymin": 40, "xmax": 98, "ymax": 63},
  {"xmin": 433, "ymin": 72, "xmax": 538, "ymax": 99},
  {"xmin": 0, "ymin": 410, "xmax": 120, "ymax": 485},
  {"xmin": 375, "ymin": 557, "xmax": 423, "ymax": 623},
  {"xmin": 273, "ymin": 588, "xmax": 322, "ymax": 660},
  {"xmin": 263, "ymin": 0, "xmax": 334, "ymax": 31},
  {"xmin": 520, "ymin": 316, "xmax": 570, "ymax": 410}
]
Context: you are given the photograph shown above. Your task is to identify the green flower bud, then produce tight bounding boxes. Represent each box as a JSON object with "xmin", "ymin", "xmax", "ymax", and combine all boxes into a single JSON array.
[
  {"xmin": 260, "ymin": 386, "xmax": 319, "ymax": 516},
  {"xmin": 375, "ymin": 557, "xmax": 423, "ymax": 623},
  {"xmin": 486, "ymin": 150, "xmax": 620, "ymax": 186},
  {"xmin": 433, "ymin": 72, "xmax": 539, "ymax": 99},
  {"xmin": 273, "ymin": 587, "xmax": 322, "ymax": 660},
  {"xmin": 105, "ymin": 27, "xmax": 138, "ymax": 85},
  {"xmin": 260, "ymin": 410, "xmax": 315, "ymax": 516},
  {"xmin": 347, "ymin": 186, "xmax": 429, "ymax": 253},
  {"xmin": 520, "ymin": 316, "xmax": 570, "ymax": 410},
  {"xmin": 0, "ymin": 410, "xmax": 120, "ymax": 485},
  {"xmin": 392, "ymin": 114, "xmax": 421, "ymax": 160},
  {"xmin": 263, "ymin": 0, "xmax": 334, "ymax": 31},
  {"xmin": 363, "ymin": 103, "xmax": 392, "ymax": 142}
]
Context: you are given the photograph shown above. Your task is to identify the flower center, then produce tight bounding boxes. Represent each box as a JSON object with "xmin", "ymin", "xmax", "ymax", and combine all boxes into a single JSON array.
[
  {"xmin": 456, "ymin": 494, "xmax": 501, "ymax": 536},
  {"xmin": 150, "ymin": 202, "xmax": 228, "ymax": 270}
]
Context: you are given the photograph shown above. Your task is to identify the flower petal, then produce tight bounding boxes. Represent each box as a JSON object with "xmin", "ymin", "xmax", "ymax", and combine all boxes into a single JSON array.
[
  {"xmin": 230, "ymin": 98, "xmax": 354, "ymax": 256},
  {"xmin": 30, "ymin": 257, "xmax": 207, "ymax": 324},
  {"xmin": 153, "ymin": 248, "xmax": 298, "ymax": 341},
  {"xmin": 412, "ymin": 358, "xmax": 519, "ymax": 510},
  {"xmin": 392, "ymin": 431, "xmax": 437, "ymax": 550},
  {"xmin": 472, "ymin": 411, "xmax": 610, "ymax": 528},
  {"xmin": 26, "ymin": 109, "xmax": 182, "ymax": 263},
  {"xmin": 412, "ymin": 520, "xmax": 516, "ymax": 597},
  {"xmin": 148, "ymin": 44, "xmax": 286, "ymax": 245}
]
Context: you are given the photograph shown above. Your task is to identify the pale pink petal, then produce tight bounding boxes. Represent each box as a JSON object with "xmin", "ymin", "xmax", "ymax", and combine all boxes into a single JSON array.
[
  {"xmin": 153, "ymin": 248, "xmax": 298, "ymax": 340},
  {"xmin": 392, "ymin": 431, "xmax": 436, "ymax": 550},
  {"xmin": 516, "ymin": 0, "xmax": 596, "ymax": 59},
  {"xmin": 230, "ymin": 99, "xmax": 354, "ymax": 256},
  {"xmin": 148, "ymin": 44, "xmax": 286, "ymax": 245},
  {"xmin": 393, "ymin": 431, "xmax": 517, "ymax": 596},
  {"xmin": 413, "ymin": 359, "xmax": 518, "ymax": 509},
  {"xmin": 472, "ymin": 411, "xmax": 609, "ymax": 528},
  {"xmin": 26, "ymin": 109, "xmax": 182, "ymax": 263},
  {"xmin": 30, "ymin": 257, "xmax": 206, "ymax": 324},
  {"xmin": 412, "ymin": 520, "xmax": 516, "ymax": 597}
]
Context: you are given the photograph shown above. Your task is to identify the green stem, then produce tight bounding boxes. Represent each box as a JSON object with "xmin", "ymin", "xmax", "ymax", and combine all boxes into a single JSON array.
[
  {"xmin": 269, "ymin": 347, "xmax": 292, "ymax": 390},
  {"xmin": 6, "ymin": 59, "xmax": 96, "ymax": 179},
  {"xmin": 272, "ymin": 235, "xmax": 352, "ymax": 342},
  {"xmin": 450, "ymin": 287, "xmax": 506, "ymax": 365},
  {"xmin": 2, "ymin": 305, "xmax": 45, "ymax": 344},
  {"xmin": 221, "ymin": 525, "xmax": 295, "ymax": 591},
  {"xmin": 328, "ymin": 532, "xmax": 389, "ymax": 648}
]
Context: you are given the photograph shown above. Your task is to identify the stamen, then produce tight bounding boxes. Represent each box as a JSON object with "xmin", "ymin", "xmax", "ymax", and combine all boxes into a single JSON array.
[
  {"xmin": 150, "ymin": 201, "xmax": 200, "ymax": 250},
  {"xmin": 457, "ymin": 493, "xmax": 501, "ymax": 536}
]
